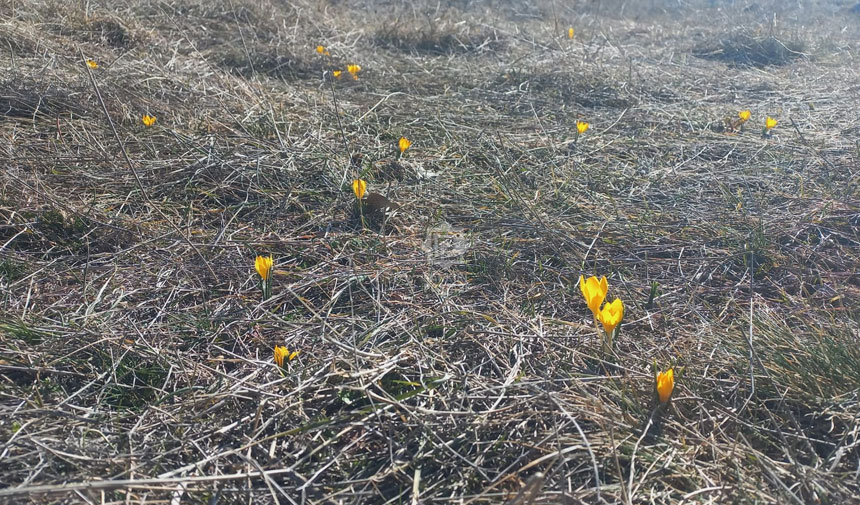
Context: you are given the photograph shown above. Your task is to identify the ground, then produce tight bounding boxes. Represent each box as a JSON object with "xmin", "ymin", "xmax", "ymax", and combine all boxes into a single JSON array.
[{"xmin": 1, "ymin": 0, "xmax": 859, "ymax": 503}]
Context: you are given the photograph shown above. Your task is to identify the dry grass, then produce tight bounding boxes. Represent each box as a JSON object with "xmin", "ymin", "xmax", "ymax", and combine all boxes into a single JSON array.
[
  {"xmin": 1, "ymin": 0, "xmax": 859, "ymax": 503},
  {"xmin": 692, "ymin": 33, "xmax": 806, "ymax": 67}
]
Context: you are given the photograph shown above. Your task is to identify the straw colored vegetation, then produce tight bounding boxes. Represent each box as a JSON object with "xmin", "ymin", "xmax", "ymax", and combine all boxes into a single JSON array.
[{"xmin": 1, "ymin": 0, "xmax": 859, "ymax": 503}]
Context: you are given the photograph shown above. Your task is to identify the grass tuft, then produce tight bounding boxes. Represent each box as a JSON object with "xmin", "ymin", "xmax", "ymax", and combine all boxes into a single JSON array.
[{"xmin": 693, "ymin": 32, "xmax": 806, "ymax": 67}]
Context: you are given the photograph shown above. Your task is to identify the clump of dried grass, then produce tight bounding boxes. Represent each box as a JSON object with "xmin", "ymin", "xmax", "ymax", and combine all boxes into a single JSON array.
[
  {"xmin": 693, "ymin": 32, "xmax": 806, "ymax": 67},
  {"xmin": 374, "ymin": 20, "xmax": 505, "ymax": 55},
  {"xmin": 0, "ymin": 75, "xmax": 92, "ymax": 118}
]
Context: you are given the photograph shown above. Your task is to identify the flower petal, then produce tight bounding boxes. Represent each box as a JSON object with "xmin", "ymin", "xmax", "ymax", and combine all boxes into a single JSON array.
[{"xmin": 657, "ymin": 368, "xmax": 674, "ymax": 404}]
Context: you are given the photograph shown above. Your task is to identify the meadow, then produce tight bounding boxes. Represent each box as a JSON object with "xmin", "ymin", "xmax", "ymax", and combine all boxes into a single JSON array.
[{"xmin": 1, "ymin": 0, "xmax": 859, "ymax": 503}]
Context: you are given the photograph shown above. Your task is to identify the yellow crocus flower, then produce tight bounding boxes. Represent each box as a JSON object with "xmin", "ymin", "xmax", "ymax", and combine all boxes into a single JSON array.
[
  {"xmin": 142, "ymin": 114, "xmax": 156, "ymax": 127},
  {"xmin": 576, "ymin": 121, "xmax": 589, "ymax": 134},
  {"xmin": 738, "ymin": 110, "xmax": 751, "ymax": 122},
  {"xmin": 597, "ymin": 298, "xmax": 624, "ymax": 334},
  {"xmin": 656, "ymin": 368, "xmax": 674, "ymax": 404},
  {"xmin": 333, "ymin": 70, "xmax": 342, "ymax": 79},
  {"xmin": 274, "ymin": 345, "xmax": 287, "ymax": 367},
  {"xmin": 86, "ymin": 59, "xmax": 98, "ymax": 69},
  {"xmin": 352, "ymin": 178, "xmax": 367, "ymax": 200},
  {"xmin": 568, "ymin": 27, "xmax": 575, "ymax": 39},
  {"xmin": 255, "ymin": 255, "xmax": 273, "ymax": 282},
  {"xmin": 347, "ymin": 64, "xmax": 361, "ymax": 80},
  {"xmin": 274, "ymin": 346, "xmax": 299, "ymax": 367},
  {"xmin": 398, "ymin": 136, "xmax": 412, "ymax": 154},
  {"xmin": 579, "ymin": 275, "xmax": 608, "ymax": 317},
  {"xmin": 765, "ymin": 116, "xmax": 778, "ymax": 130}
]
